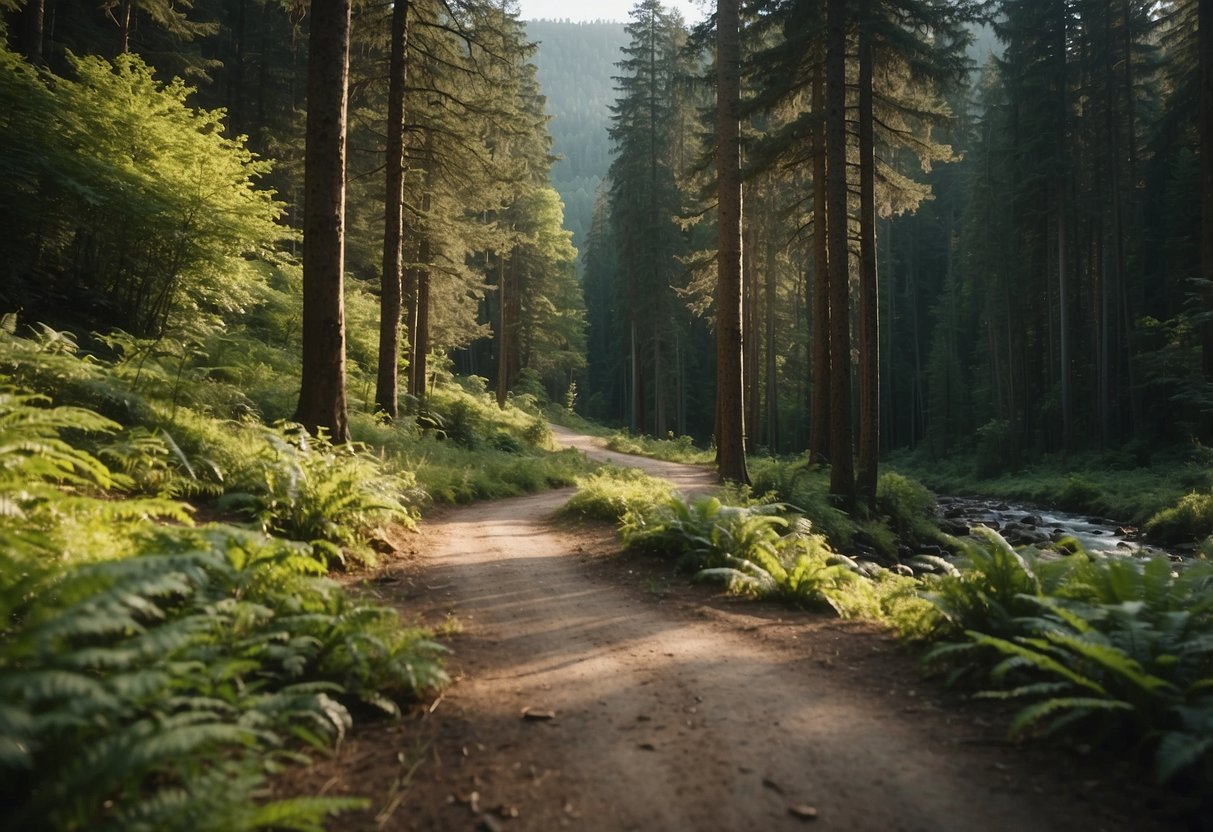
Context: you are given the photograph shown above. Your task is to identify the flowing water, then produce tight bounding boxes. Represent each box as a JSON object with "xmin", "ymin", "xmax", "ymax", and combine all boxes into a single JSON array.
[{"xmin": 935, "ymin": 496, "xmax": 1178, "ymax": 561}]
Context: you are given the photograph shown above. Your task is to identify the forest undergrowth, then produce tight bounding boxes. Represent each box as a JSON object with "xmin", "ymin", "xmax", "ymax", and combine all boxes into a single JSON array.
[
  {"xmin": 0, "ymin": 317, "xmax": 594, "ymax": 831},
  {"xmin": 566, "ymin": 463, "xmax": 1213, "ymax": 818}
]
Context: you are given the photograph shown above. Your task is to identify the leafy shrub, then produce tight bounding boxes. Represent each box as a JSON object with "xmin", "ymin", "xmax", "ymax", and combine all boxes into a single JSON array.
[
  {"xmin": 1145, "ymin": 492, "xmax": 1213, "ymax": 546},
  {"xmin": 604, "ymin": 431, "xmax": 714, "ymax": 464},
  {"xmin": 916, "ymin": 526, "xmax": 1051, "ymax": 639},
  {"xmin": 748, "ymin": 457, "xmax": 856, "ymax": 549},
  {"xmin": 0, "ymin": 526, "xmax": 444, "ymax": 831},
  {"xmin": 621, "ymin": 495, "xmax": 784, "ymax": 568},
  {"xmin": 697, "ymin": 532, "xmax": 882, "ymax": 617},
  {"xmin": 559, "ymin": 467, "xmax": 674, "ymax": 523},
  {"xmin": 0, "ymin": 47, "xmax": 284, "ymax": 337},
  {"xmin": 876, "ymin": 472, "xmax": 941, "ymax": 548},
  {"xmin": 975, "ymin": 418, "xmax": 1014, "ymax": 477},
  {"xmin": 1057, "ymin": 475, "xmax": 1103, "ymax": 512}
]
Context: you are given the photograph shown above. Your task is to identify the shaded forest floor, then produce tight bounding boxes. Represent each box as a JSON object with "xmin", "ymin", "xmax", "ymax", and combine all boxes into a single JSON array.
[{"xmin": 276, "ymin": 431, "xmax": 1183, "ymax": 831}]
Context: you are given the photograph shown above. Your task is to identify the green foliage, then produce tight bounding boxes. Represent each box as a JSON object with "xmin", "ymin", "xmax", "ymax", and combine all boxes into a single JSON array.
[
  {"xmin": 0, "ymin": 46, "xmax": 284, "ymax": 336},
  {"xmin": 620, "ymin": 494, "xmax": 783, "ymax": 569},
  {"xmin": 604, "ymin": 431, "xmax": 714, "ymax": 465},
  {"xmin": 218, "ymin": 424, "xmax": 420, "ymax": 568},
  {"xmin": 747, "ymin": 458, "xmax": 857, "ymax": 548},
  {"xmin": 876, "ymin": 472, "xmax": 945, "ymax": 548},
  {"xmin": 887, "ymin": 445, "xmax": 1212, "ymax": 529},
  {"xmin": 974, "ymin": 419, "xmax": 1015, "ymax": 478},
  {"xmin": 621, "ymin": 494, "xmax": 882, "ymax": 617},
  {"xmin": 559, "ymin": 467, "xmax": 674, "ymax": 523},
  {"xmin": 1145, "ymin": 492, "xmax": 1213, "ymax": 546},
  {"xmin": 696, "ymin": 534, "xmax": 882, "ymax": 618},
  {"xmin": 344, "ymin": 379, "xmax": 593, "ymax": 507},
  {"xmin": 916, "ymin": 527, "xmax": 1050, "ymax": 638},
  {"xmin": 0, "ymin": 378, "xmax": 445, "ymax": 830},
  {"xmin": 920, "ymin": 528, "xmax": 1213, "ymax": 785},
  {"xmin": 749, "ymin": 458, "xmax": 945, "ymax": 558}
]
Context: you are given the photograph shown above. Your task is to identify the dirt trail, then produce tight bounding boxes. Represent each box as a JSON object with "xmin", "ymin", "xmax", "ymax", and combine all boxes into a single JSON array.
[{"xmin": 294, "ymin": 428, "xmax": 1167, "ymax": 831}]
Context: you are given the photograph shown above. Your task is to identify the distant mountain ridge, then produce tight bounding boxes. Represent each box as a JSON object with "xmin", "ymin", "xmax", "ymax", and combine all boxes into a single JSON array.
[{"xmin": 526, "ymin": 19, "xmax": 628, "ymax": 259}]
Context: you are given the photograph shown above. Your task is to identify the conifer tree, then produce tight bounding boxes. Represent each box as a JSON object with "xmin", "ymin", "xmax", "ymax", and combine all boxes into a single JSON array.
[
  {"xmin": 296, "ymin": 0, "xmax": 352, "ymax": 442},
  {"xmin": 716, "ymin": 0, "xmax": 748, "ymax": 483},
  {"xmin": 608, "ymin": 0, "xmax": 687, "ymax": 435},
  {"xmin": 376, "ymin": 0, "xmax": 410, "ymax": 419}
]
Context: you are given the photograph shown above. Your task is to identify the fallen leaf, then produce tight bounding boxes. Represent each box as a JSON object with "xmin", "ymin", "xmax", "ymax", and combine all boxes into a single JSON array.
[
  {"xmin": 522, "ymin": 708, "xmax": 556, "ymax": 721},
  {"xmin": 788, "ymin": 804, "xmax": 818, "ymax": 821}
]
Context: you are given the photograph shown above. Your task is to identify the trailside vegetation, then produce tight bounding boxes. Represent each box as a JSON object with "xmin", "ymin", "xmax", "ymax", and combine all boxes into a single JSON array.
[
  {"xmin": 582, "ymin": 481, "xmax": 1213, "ymax": 803},
  {"xmin": 0, "ymin": 325, "xmax": 447, "ymax": 829}
]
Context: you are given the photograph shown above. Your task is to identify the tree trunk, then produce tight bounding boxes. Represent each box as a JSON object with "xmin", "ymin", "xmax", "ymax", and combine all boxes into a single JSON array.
[
  {"xmin": 744, "ymin": 224, "xmax": 760, "ymax": 452},
  {"xmin": 497, "ymin": 251, "xmax": 510, "ymax": 408},
  {"xmin": 296, "ymin": 0, "xmax": 352, "ymax": 443},
  {"xmin": 412, "ymin": 137, "xmax": 436, "ymax": 403},
  {"xmin": 15, "ymin": 0, "xmax": 44, "ymax": 64},
  {"xmin": 809, "ymin": 60, "xmax": 831, "ymax": 464},
  {"xmin": 856, "ymin": 0, "xmax": 879, "ymax": 508},
  {"xmin": 403, "ymin": 229, "xmax": 419, "ymax": 404},
  {"xmin": 630, "ymin": 318, "xmax": 639, "ymax": 433},
  {"xmin": 375, "ymin": 0, "xmax": 410, "ymax": 419},
  {"xmin": 414, "ymin": 227, "xmax": 431, "ymax": 401},
  {"xmin": 119, "ymin": 0, "xmax": 131, "ymax": 54},
  {"xmin": 825, "ymin": 0, "xmax": 853, "ymax": 508},
  {"xmin": 228, "ymin": 0, "xmax": 247, "ymax": 135},
  {"xmin": 1201, "ymin": 0, "xmax": 1213, "ymax": 379},
  {"xmin": 715, "ymin": 0, "xmax": 749, "ymax": 484},
  {"xmin": 765, "ymin": 228, "xmax": 778, "ymax": 453}
]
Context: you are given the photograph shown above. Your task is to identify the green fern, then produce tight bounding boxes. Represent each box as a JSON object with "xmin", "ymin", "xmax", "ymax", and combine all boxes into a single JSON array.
[{"xmin": 217, "ymin": 423, "xmax": 419, "ymax": 568}]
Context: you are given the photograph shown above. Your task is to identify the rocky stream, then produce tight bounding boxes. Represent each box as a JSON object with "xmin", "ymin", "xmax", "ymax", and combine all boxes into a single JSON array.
[{"xmin": 934, "ymin": 496, "xmax": 1181, "ymax": 561}]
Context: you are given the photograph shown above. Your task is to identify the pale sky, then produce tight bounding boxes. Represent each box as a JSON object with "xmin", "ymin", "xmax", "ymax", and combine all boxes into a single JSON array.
[{"xmin": 517, "ymin": 0, "xmax": 708, "ymax": 24}]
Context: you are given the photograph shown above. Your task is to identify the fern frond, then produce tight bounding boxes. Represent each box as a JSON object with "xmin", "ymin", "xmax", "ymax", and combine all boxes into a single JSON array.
[
  {"xmin": 1007, "ymin": 696, "xmax": 1131, "ymax": 739},
  {"xmin": 246, "ymin": 795, "xmax": 371, "ymax": 831},
  {"xmin": 1044, "ymin": 630, "xmax": 1177, "ymax": 695},
  {"xmin": 967, "ymin": 632, "xmax": 1109, "ymax": 696}
]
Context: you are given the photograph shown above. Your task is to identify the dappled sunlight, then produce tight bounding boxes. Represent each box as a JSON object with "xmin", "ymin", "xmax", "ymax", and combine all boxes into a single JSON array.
[{"xmin": 392, "ymin": 433, "xmax": 1146, "ymax": 832}]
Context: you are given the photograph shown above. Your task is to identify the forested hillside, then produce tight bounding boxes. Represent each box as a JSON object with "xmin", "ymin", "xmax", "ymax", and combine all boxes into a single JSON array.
[
  {"xmin": 580, "ymin": 0, "xmax": 1213, "ymax": 499},
  {"xmin": 526, "ymin": 19, "xmax": 628, "ymax": 254}
]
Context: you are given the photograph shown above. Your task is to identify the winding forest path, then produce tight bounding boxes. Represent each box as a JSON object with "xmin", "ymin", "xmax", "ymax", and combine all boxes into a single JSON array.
[{"xmin": 291, "ymin": 427, "xmax": 1167, "ymax": 832}]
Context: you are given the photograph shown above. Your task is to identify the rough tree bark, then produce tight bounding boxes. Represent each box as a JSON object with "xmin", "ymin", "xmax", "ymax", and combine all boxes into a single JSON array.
[
  {"xmin": 715, "ymin": 0, "xmax": 749, "ymax": 484},
  {"xmin": 375, "ymin": 0, "xmax": 410, "ymax": 418},
  {"xmin": 809, "ymin": 60, "xmax": 831, "ymax": 464},
  {"xmin": 1201, "ymin": 0, "xmax": 1213, "ymax": 379},
  {"xmin": 825, "ymin": 0, "xmax": 854, "ymax": 508},
  {"xmin": 14, "ymin": 0, "xmax": 44, "ymax": 64},
  {"xmin": 295, "ymin": 0, "xmax": 352, "ymax": 443},
  {"xmin": 856, "ymin": 0, "xmax": 879, "ymax": 508}
]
